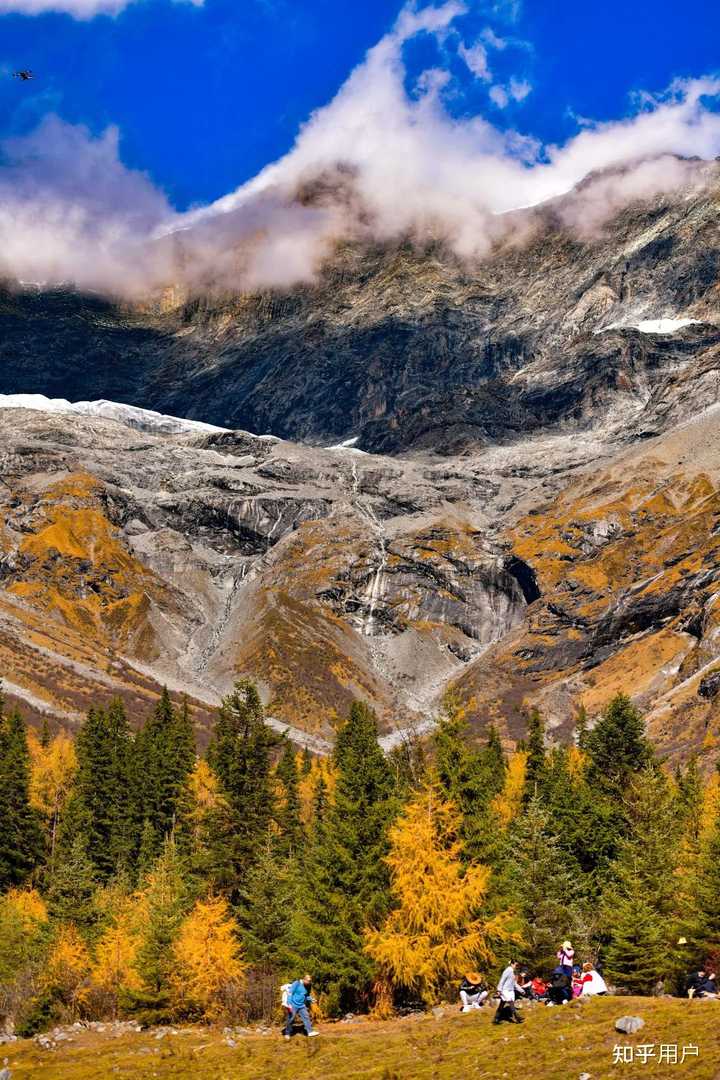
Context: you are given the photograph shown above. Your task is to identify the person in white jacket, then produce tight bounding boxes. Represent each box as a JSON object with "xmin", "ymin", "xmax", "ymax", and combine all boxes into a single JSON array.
[
  {"xmin": 493, "ymin": 961, "xmax": 524, "ymax": 1024},
  {"xmin": 580, "ymin": 962, "xmax": 608, "ymax": 996}
]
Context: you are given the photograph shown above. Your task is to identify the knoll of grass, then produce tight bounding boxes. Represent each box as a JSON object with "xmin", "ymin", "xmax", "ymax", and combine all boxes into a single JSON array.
[{"xmin": 4, "ymin": 996, "xmax": 719, "ymax": 1080}]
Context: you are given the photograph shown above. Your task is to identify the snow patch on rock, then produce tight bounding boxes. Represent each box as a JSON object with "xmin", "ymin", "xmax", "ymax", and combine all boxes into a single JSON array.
[
  {"xmin": 595, "ymin": 317, "xmax": 702, "ymax": 335},
  {"xmin": 0, "ymin": 394, "xmax": 228, "ymax": 436}
]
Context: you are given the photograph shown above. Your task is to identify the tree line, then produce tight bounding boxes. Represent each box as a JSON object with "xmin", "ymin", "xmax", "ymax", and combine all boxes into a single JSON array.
[{"xmin": 1, "ymin": 681, "xmax": 719, "ymax": 1034}]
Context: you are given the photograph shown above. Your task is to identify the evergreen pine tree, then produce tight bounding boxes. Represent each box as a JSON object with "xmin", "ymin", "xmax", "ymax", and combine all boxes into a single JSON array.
[
  {"xmin": 134, "ymin": 688, "xmax": 196, "ymax": 861},
  {"xmin": 133, "ymin": 836, "xmax": 191, "ymax": 1021},
  {"xmin": 500, "ymin": 798, "xmax": 585, "ymax": 970},
  {"xmin": 539, "ymin": 746, "xmax": 619, "ymax": 887},
  {"xmin": 585, "ymin": 694, "xmax": 652, "ymax": 798},
  {"xmin": 0, "ymin": 705, "xmax": 44, "ymax": 889},
  {"xmin": 434, "ymin": 708, "xmax": 506, "ymax": 865},
  {"xmin": 47, "ymin": 833, "xmax": 97, "ymax": 930},
  {"xmin": 242, "ymin": 839, "xmax": 299, "ymax": 973},
  {"xmin": 274, "ymin": 739, "xmax": 303, "ymax": 858},
  {"xmin": 602, "ymin": 767, "xmax": 682, "ymax": 992},
  {"xmin": 206, "ymin": 680, "xmax": 277, "ymax": 883},
  {"xmin": 310, "ymin": 772, "xmax": 328, "ymax": 832},
  {"xmin": 675, "ymin": 755, "xmax": 703, "ymax": 841},
  {"xmin": 522, "ymin": 707, "xmax": 546, "ymax": 803},
  {"xmin": 682, "ymin": 803, "xmax": 720, "ymax": 965},
  {"xmin": 71, "ymin": 700, "xmax": 134, "ymax": 880},
  {"xmin": 290, "ymin": 700, "xmax": 396, "ymax": 1014},
  {"xmin": 136, "ymin": 818, "xmax": 159, "ymax": 881}
]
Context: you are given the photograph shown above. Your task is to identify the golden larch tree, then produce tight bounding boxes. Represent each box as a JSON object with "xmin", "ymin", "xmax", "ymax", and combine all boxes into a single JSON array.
[
  {"xmin": 43, "ymin": 923, "xmax": 91, "ymax": 1013},
  {"xmin": 700, "ymin": 770, "xmax": 720, "ymax": 840},
  {"xmin": 91, "ymin": 915, "xmax": 143, "ymax": 1015},
  {"xmin": 0, "ymin": 888, "xmax": 50, "ymax": 982},
  {"xmin": 2, "ymin": 887, "xmax": 48, "ymax": 933},
  {"xmin": 491, "ymin": 750, "xmax": 527, "ymax": 829},
  {"xmin": 364, "ymin": 782, "xmax": 512, "ymax": 1006},
  {"xmin": 27, "ymin": 729, "xmax": 77, "ymax": 857},
  {"xmin": 171, "ymin": 896, "xmax": 246, "ymax": 1021}
]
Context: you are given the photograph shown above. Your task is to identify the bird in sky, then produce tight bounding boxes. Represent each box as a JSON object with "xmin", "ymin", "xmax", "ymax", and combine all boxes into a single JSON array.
[{"xmin": 12, "ymin": 70, "xmax": 34, "ymax": 81}]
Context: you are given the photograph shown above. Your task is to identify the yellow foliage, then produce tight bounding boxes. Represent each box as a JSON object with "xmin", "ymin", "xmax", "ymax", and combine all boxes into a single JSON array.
[
  {"xmin": 364, "ymin": 784, "xmax": 512, "ymax": 1006},
  {"xmin": 188, "ymin": 758, "xmax": 223, "ymax": 812},
  {"xmin": 298, "ymin": 756, "xmax": 335, "ymax": 826},
  {"xmin": 491, "ymin": 750, "xmax": 527, "ymax": 828},
  {"xmin": 2, "ymin": 888, "xmax": 48, "ymax": 933},
  {"xmin": 44, "ymin": 924, "xmax": 91, "ymax": 1006},
  {"xmin": 171, "ymin": 897, "xmax": 246, "ymax": 1021},
  {"xmin": 91, "ymin": 920, "xmax": 143, "ymax": 997},
  {"xmin": 28, "ymin": 730, "xmax": 77, "ymax": 819},
  {"xmin": 700, "ymin": 771, "xmax": 720, "ymax": 839},
  {"xmin": 566, "ymin": 745, "xmax": 586, "ymax": 780}
]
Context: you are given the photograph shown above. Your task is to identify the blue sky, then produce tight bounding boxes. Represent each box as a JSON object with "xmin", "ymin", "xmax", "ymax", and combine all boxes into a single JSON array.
[{"xmin": 0, "ymin": 0, "xmax": 717, "ymax": 211}]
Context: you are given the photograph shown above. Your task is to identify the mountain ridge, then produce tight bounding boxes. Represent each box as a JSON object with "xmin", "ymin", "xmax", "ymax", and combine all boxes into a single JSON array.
[{"xmin": 1, "ymin": 172, "xmax": 720, "ymax": 759}]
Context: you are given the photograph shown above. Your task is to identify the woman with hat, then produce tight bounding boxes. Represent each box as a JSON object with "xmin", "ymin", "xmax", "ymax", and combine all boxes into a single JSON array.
[
  {"xmin": 557, "ymin": 940, "xmax": 575, "ymax": 978},
  {"xmin": 459, "ymin": 971, "xmax": 488, "ymax": 1012}
]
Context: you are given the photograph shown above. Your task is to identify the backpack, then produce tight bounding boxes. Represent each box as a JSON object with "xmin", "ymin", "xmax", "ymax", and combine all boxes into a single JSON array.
[{"xmin": 281, "ymin": 983, "xmax": 291, "ymax": 1008}]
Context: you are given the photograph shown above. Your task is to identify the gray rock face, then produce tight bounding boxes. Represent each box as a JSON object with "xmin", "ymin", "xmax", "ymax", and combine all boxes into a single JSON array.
[
  {"xmin": 698, "ymin": 670, "xmax": 720, "ymax": 699},
  {"xmin": 2, "ymin": 165, "xmax": 720, "ymax": 455},
  {"xmin": 0, "ymin": 406, "xmax": 579, "ymax": 736}
]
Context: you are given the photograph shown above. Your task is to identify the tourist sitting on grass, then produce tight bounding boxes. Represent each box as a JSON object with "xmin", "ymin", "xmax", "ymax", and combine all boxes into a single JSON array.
[
  {"xmin": 546, "ymin": 967, "xmax": 572, "ymax": 1006},
  {"xmin": 580, "ymin": 962, "xmax": 608, "ymax": 996},
  {"xmin": 459, "ymin": 972, "xmax": 488, "ymax": 1012},
  {"xmin": 531, "ymin": 975, "xmax": 548, "ymax": 1001},
  {"xmin": 571, "ymin": 969, "xmax": 584, "ymax": 998},
  {"xmin": 515, "ymin": 971, "xmax": 534, "ymax": 999},
  {"xmin": 686, "ymin": 969, "xmax": 718, "ymax": 999}
]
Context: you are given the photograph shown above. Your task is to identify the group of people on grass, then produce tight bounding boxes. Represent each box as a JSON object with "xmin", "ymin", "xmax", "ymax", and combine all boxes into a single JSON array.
[
  {"xmin": 279, "ymin": 947, "xmax": 719, "ymax": 1040},
  {"xmin": 459, "ymin": 940, "xmax": 608, "ymax": 1025}
]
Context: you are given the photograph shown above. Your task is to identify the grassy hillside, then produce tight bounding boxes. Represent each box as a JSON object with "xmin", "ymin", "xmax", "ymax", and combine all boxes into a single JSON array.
[{"xmin": 3, "ymin": 997, "xmax": 719, "ymax": 1080}]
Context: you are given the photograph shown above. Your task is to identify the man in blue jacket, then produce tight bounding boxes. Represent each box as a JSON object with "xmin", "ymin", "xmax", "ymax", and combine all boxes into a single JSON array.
[{"xmin": 283, "ymin": 974, "xmax": 320, "ymax": 1039}]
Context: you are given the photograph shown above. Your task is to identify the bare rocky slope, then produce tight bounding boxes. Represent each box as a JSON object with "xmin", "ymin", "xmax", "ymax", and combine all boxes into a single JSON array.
[
  {"xmin": 3, "ymin": 161, "xmax": 720, "ymax": 454},
  {"xmin": 1, "ymin": 167, "xmax": 720, "ymax": 758}
]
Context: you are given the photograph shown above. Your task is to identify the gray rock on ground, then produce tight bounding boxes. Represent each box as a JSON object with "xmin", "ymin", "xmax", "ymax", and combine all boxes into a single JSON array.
[{"xmin": 614, "ymin": 1016, "xmax": 645, "ymax": 1034}]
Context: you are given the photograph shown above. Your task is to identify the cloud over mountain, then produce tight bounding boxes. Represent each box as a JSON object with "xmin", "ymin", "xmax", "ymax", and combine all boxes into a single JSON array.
[{"xmin": 1, "ymin": 2, "xmax": 720, "ymax": 296}]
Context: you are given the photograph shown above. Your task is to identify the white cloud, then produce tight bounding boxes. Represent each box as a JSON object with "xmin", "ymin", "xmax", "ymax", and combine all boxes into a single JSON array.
[
  {"xmin": 2, "ymin": 3, "xmax": 720, "ymax": 295},
  {"xmin": 0, "ymin": 117, "xmax": 175, "ymax": 293},
  {"xmin": 482, "ymin": 27, "xmax": 507, "ymax": 50},
  {"xmin": 489, "ymin": 84, "xmax": 509, "ymax": 108},
  {"xmin": 0, "ymin": 0, "xmax": 201, "ymax": 18},
  {"xmin": 459, "ymin": 41, "xmax": 491, "ymax": 81},
  {"xmin": 490, "ymin": 77, "xmax": 531, "ymax": 107},
  {"xmin": 508, "ymin": 76, "xmax": 531, "ymax": 101}
]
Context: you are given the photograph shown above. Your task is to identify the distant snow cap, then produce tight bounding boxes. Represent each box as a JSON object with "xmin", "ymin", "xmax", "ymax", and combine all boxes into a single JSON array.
[
  {"xmin": 0, "ymin": 393, "xmax": 228, "ymax": 436},
  {"xmin": 595, "ymin": 317, "xmax": 703, "ymax": 335}
]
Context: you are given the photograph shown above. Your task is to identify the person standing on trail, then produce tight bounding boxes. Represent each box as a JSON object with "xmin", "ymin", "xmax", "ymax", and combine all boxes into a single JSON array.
[
  {"xmin": 557, "ymin": 940, "xmax": 575, "ymax": 977},
  {"xmin": 493, "ymin": 961, "xmax": 523, "ymax": 1024},
  {"xmin": 283, "ymin": 974, "xmax": 320, "ymax": 1039}
]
